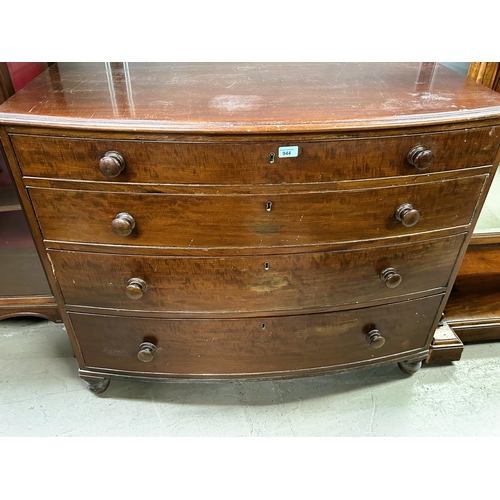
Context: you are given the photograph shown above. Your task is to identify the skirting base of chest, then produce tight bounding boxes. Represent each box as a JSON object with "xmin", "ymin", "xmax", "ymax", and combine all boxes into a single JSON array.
[{"xmin": 78, "ymin": 351, "xmax": 429, "ymax": 394}]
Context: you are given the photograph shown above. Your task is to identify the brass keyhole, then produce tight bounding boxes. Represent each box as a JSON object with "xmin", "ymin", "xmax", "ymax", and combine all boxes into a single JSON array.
[
  {"xmin": 266, "ymin": 201, "xmax": 273, "ymax": 212},
  {"xmin": 269, "ymin": 152, "xmax": 275, "ymax": 164},
  {"xmin": 264, "ymin": 262, "xmax": 270, "ymax": 271}
]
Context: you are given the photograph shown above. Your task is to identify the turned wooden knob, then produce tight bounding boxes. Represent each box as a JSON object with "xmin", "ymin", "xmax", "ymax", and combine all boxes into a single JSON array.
[
  {"xmin": 126, "ymin": 278, "xmax": 147, "ymax": 299},
  {"xmin": 111, "ymin": 212, "xmax": 136, "ymax": 236},
  {"xmin": 366, "ymin": 329, "xmax": 385, "ymax": 349},
  {"xmin": 380, "ymin": 267, "xmax": 402, "ymax": 288},
  {"xmin": 137, "ymin": 342, "xmax": 156, "ymax": 362},
  {"xmin": 99, "ymin": 151, "xmax": 126, "ymax": 178},
  {"xmin": 407, "ymin": 145, "xmax": 434, "ymax": 170},
  {"xmin": 395, "ymin": 203, "xmax": 420, "ymax": 227}
]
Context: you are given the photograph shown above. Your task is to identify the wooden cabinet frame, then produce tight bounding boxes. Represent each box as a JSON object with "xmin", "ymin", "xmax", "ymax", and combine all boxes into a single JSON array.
[
  {"xmin": 428, "ymin": 62, "xmax": 500, "ymax": 363},
  {"xmin": 0, "ymin": 62, "xmax": 60, "ymax": 322}
]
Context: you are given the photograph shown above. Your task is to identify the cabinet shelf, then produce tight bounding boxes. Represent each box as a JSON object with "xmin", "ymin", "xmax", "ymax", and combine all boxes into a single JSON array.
[
  {"xmin": 0, "ymin": 184, "xmax": 21, "ymax": 212},
  {"xmin": 443, "ymin": 244, "xmax": 500, "ymax": 343}
]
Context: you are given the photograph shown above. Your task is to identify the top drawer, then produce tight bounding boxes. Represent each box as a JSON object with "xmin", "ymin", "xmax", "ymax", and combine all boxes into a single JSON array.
[{"xmin": 11, "ymin": 127, "xmax": 500, "ymax": 185}]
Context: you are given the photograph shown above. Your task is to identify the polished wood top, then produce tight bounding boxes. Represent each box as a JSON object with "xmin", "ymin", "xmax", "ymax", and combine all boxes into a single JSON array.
[{"xmin": 1, "ymin": 62, "xmax": 500, "ymax": 133}]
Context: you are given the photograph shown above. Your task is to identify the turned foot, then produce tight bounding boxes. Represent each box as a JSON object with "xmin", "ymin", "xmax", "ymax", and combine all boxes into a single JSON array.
[
  {"xmin": 398, "ymin": 360, "xmax": 423, "ymax": 375},
  {"xmin": 81, "ymin": 376, "xmax": 110, "ymax": 394}
]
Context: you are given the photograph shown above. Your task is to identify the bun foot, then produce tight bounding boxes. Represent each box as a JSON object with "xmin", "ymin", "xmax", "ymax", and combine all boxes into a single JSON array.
[
  {"xmin": 81, "ymin": 376, "xmax": 111, "ymax": 394},
  {"xmin": 398, "ymin": 360, "xmax": 423, "ymax": 375}
]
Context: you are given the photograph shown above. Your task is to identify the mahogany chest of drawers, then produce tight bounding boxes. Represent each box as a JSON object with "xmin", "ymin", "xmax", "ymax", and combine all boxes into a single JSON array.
[{"xmin": 1, "ymin": 62, "xmax": 500, "ymax": 394}]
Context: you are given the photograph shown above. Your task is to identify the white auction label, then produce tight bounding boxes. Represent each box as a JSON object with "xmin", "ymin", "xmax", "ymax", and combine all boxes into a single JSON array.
[{"xmin": 278, "ymin": 146, "xmax": 299, "ymax": 158}]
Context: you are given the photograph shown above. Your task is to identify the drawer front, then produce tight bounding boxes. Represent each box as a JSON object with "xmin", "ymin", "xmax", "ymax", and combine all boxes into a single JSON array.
[
  {"xmin": 51, "ymin": 234, "xmax": 464, "ymax": 313},
  {"xmin": 12, "ymin": 127, "xmax": 500, "ymax": 184},
  {"xmin": 30, "ymin": 175, "xmax": 486, "ymax": 248},
  {"xmin": 70, "ymin": 294, "xmax": 443, "ymax": 376}
]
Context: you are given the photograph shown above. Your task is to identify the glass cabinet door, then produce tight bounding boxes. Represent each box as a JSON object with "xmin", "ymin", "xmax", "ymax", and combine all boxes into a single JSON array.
[
  {"xmin": 0, "ymin": 152, "xmax": 52, "ymax": 297},
  {"xmin": 0, "ymin": 62, "xmax": 60, "ymax": 321}
]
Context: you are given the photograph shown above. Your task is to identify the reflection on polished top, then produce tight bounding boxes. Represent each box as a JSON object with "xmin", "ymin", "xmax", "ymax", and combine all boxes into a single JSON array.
[{"xmin": 1, "ymin": 62, "xmax": 500, "ymax": 133}]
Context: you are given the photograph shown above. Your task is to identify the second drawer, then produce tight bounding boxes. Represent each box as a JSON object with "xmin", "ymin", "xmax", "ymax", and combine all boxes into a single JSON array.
[
  {"xmin": 29, "ymin": 174, "xmax": 486, "ymax": 249},
  {"xmin": 51, "ymin": 233, "xmax": 465, "ymax": 314}
]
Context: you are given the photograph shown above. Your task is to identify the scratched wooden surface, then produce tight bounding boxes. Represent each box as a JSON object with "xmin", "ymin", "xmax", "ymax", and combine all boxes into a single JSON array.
[
  {"xmin": 11, "ymin": 126, "xmax": 500, "ymax": 183},
  {"xmin": 47, "ymin": 233, "xmax": 464, "ymax": 315},
  {"xmin": 2, "ymin": 63, "xmax": 500, "ymax": 389},
  {"xmin": 69, "ymin": 294, "xmax": 444, "ymax": 377},
  {"xmin": 27, "ymin": 174, "xmax": 486, "ymax": 249},
  {"xmin": 1, "ymin": 62, "xmax": 500, "ymax": 133}
]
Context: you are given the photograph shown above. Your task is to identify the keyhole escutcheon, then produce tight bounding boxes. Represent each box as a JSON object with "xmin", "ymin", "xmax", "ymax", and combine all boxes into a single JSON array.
[{"xmin": 266, "ymin": 201, "xmax": 273, "ymax": 212}]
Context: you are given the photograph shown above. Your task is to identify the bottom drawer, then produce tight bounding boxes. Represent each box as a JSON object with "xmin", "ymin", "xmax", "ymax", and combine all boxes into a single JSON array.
[{"xmin": 70, "ymin": 294, "xmax": 444, "ymax": 378}]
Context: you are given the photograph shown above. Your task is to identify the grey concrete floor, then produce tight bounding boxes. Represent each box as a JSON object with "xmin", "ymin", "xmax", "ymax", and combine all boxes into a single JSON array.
[{"xmin": 1, "ymin": 316, "xmax": 500, "ymax": 437}]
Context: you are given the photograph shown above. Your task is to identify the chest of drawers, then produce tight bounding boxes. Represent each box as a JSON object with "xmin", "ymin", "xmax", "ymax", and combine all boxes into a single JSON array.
[{"xmin": 1, "ymin": 62, "xmax": 500, "ymax": 394}]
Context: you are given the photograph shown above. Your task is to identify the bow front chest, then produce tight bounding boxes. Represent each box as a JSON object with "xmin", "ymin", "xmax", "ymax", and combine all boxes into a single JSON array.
[{"xmin": 1, "ymin": 62, "xmax": 500, "ymax": 393}]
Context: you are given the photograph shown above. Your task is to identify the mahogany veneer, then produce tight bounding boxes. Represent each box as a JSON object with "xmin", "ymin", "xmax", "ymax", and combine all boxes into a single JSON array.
[{"xmin": 1, "ymin": 62, "xmax": 500, "ymax": 393}]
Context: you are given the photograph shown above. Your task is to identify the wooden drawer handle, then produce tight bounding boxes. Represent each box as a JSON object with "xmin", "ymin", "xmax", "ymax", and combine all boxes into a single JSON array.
[
  {"xmin": 395, "ymin": 203, "xmax": 420, "ymax": 227},
  {"xmin": 366, "ymin": 329, "xmax": 385, "ymax": 349},
  {"xmin": 99, "ymin": 151, "xmax": 126, "ymax": 178},
  {"xmin": 137, "ymin": 342, "xmax": 156, "ymax": 362},
  {"xmin": 111, "ymin": 212, "xmax": 136, "ymax": 236},
  {"xmin": 407, "ymin": 145, "xmax": 434, "ymax": 170},
  {"xmin": 380, "ymin": 267, "xmax": 402, "ymax": 288},
  {"xmin": 126, "ymin": 278, "xmax": 147, "ymax": 299}
]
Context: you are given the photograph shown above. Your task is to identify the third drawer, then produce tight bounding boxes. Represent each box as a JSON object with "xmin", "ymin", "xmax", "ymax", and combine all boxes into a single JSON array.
[{"xmin": 50, "ymin": 233, "xmax": 465, "ymax": 314}]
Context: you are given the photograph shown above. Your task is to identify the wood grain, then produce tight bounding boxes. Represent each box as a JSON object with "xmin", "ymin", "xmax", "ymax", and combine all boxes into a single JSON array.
[
  {"xmin": 2, "ymin": 63, "xmax": 500, "ymax": 388},
  {"xmin": 468, "ymin": 63, "xmax": 500, "ymax": 90},
  {"xmin": 11, "ymin": 126, "xmax": 500, "ymax": 185},
  {"xmin": 0, "ymin": 298, "xmax": 61, "ymax": 322},
  {"xmin": 50, "ymin": 234, "xmax": 464, "ymax": 315},
  {"xmin": 443, "ymin": 244, "xmax": 500, "ymax": 343},
  {"xmin": 28, "ymin": 175, "xmax": 487, "ymax": 249},
  {"xmin": 70, "ymin": 294, "xmax": 443, "ymax": 377}
]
